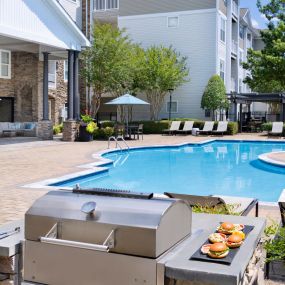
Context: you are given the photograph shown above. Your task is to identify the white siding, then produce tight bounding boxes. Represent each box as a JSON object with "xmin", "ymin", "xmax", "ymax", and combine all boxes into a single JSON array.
[
  {"xmin": 0, "ymin": 0, "xmax": 87, "ymax": 50},
  {"xmin": 119, "ymin": 9, "xmax": 217, "ymax": 120},
  {"xmin": 58, "ymin": 0, "xmax": 82, "ymax": 28}
]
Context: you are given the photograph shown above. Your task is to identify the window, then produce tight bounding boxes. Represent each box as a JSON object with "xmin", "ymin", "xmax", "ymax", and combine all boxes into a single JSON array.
[
  {"xmin": 48, "ymin": 61, "xmax": 57, "ymax": 89},
  {"xmin": 220, "ymin": 59, "xmax": 225, "ymax": 82},
  {"xmin": 205, "ymin": 109, "xmax": 211, "ymax": 118},
  {"xmin": 166, "ymin": 101, "xmax": 178, "ymax": 113},
  {"xmin": 0, "ymin": 50, "xmax": 11, "ymax": 79},
  {"xmin": 239, "ymin": 51, "xmax": 243, "ymax": 66},
  {"xmin": 223, "ymin": 0, "xmax": 227, "ymax": 6},
  {"xmin": 239, "ymin": 26, "xmax": 245, "ymax": 39},
  {"xmin": 239, "ymin": 79, "xmax": 243, "ymax": 93},
  {"xmin": 95, "ymin": 0, "xmax": 118, "ymax": 10},
  {"xmin": 64, "ymin": 60, "xmax": 68, "ymax": 82},
  {"xmin": 168, "ymin": 16, "xmax": 179, "ymax": 28},
  {"xmin": 220, "ymin": 17, "xmax": 226, "ymax": 42}
]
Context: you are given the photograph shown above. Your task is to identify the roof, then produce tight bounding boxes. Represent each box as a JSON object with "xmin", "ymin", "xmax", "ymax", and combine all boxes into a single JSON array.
[{"xmin": 0, "ymin": 0, "xmax": 90, "ymax": 51}]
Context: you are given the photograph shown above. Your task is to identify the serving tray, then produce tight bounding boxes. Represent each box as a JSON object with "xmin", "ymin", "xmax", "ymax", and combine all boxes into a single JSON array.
[{"xmin": 190, "ymin": 225, "xmax": 254, "ymax": 265}]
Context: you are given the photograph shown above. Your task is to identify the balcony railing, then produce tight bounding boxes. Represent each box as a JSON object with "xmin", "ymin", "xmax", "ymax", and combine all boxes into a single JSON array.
[
  {"xmin": 94, "ymin": 0, "xmax": 119, "ymax": 11},
  {"xmin": 232, "ymin": 1, "xmax": 238, "ymax": 17},
  {"xmin": 232, "ymin": 40, "xmax": 238, "ymax": 55}
]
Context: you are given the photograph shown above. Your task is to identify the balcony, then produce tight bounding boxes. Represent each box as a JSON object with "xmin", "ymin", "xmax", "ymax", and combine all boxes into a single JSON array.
[
  {"xmin": 94, "ymin": 0, "xmax": 119, "ymax": 11},
  {"xmin": 232, "ymin": 1, "xmax": 238, "ymax": 21},
  {"xmin": 231, "ymin": 40, "xmax": 238, "ymax": 58}
]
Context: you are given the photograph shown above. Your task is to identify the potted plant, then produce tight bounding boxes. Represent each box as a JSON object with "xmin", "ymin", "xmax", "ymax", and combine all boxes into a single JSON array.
[
  {"xmin": 79, "ymin": 115, "xmax": 97, "ymax": 142},
  {"xmin": 265, "ymin": 226, "xmax": 285, "ymax": 281}
]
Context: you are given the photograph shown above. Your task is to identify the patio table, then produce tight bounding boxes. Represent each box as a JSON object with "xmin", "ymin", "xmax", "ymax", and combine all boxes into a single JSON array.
[{"xmin": 126, "ymin": 125, "xmax": 139, "ymax": 140}]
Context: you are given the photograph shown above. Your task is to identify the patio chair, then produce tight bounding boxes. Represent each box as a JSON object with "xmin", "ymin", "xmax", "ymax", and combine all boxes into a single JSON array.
[
  {"xmin": 176, "ymin": 121, "xmax": 194, "ymax": 135},
  {"xmin": 196, "ymin": 121, "xmax": 215, "ymax": 136},
  {"xmin": 268, "ymin": 122, "xmax": 284, "ymax": 137},
  {"xmin": 212, "ymin": 121, "xmax": 228, "ymax": 136},
  {"xmin": 134, "ymin": 124, "xmax": 144, "ymax": 140},
  {"xmin": 162, "ymin": 121, "xmax": 181, "ymax": 136},
  {"xmin": 164, "ymin": 192, "xmax": 259, "ymax": 217},
  {"xmin": 278, "ymin": 190, "xmax": 285, "ymax": 227}
]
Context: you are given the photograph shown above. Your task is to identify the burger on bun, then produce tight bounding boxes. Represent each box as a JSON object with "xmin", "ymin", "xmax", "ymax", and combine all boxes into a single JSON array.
[
  {"xmin": 217, "ymin": 222, "xmax": 235, "ymax": 234},
  {"xmin": 208, "ymin": 233, "xmax": 227, "ymax": 243},
  {"xmin": 226, "ymin": 234, "xmax": 243, "ymax": 248},
  {"xmin": 207, "ymin": 243, "xmax": 229, "ymax": 259}
]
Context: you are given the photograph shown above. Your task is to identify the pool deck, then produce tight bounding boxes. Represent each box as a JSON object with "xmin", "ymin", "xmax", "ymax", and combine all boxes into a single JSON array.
[{"xmin": 0, "ymin": 133, "xmax": 283, "ymax": 227}]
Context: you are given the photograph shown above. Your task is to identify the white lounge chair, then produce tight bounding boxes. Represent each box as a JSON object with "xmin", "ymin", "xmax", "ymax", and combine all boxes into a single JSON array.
[
  {"xmin": 268, "ymin": 122, "xmax": 284, "ymax": 137},
  {"xmin": 212, "ymin": 121, "xmax": 228, "ymax": 136},
  {"xmin": 162, "ymin": 121, "xmax": 181, "ymax": 135},
  {"xmin": 176, "ymin": 121, "xmax": 194, "ymax": 135},
  {"xmin": 196, "ymin": 121, "xmax": 215, "ymax": 135}
]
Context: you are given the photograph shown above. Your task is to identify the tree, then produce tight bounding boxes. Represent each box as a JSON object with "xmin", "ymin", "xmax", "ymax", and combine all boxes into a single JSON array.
[
  {"xmin": 139, "ymin": 46, "xmax": 189, "ymax": 120},
  {"xmin": 201, "ymin": 75, "xmax": 229, "ymax": 120},
  {"xmin": 80, "ymin": 23, "xmax": 134, "ymax": 116},
  {"xmin": 243, "ymin": 0, "xmax": 285, "ymax": 92}
]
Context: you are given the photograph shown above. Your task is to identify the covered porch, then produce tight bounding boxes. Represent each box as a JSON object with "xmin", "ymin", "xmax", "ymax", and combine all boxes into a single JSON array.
[
  {"xmin": 0, "ymin": 0, "xmax": 90, "ymax": 139},
  {"xmin": 228, "ymin": 93, "xmax": 285, "ymax": 133}
]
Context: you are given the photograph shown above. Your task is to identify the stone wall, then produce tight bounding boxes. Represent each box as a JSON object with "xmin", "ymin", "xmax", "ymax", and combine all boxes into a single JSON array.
[{"xmin": 0, "ymin": 51, "xmax": 67, "ymax": 125}]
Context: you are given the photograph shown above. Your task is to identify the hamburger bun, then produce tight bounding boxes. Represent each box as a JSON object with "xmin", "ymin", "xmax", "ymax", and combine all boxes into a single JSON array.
[
  {"xmin": 207, "ymin": 243, "xmax": 229, "ymax": 259},
  {"xmin": 218, "ymin": 222, "xmax": 235, "ymax": 234},
  {"xmin": 226, "ymin": 234, "xmax": 243, "ymax": 248}
]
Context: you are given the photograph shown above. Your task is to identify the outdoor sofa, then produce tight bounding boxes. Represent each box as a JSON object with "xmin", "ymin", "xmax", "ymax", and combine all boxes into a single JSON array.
[
  {"xmin": 164, "ymin": 192, "xmax": 259, "ymax": 217},
  {"xmin": 0, "ymin": 122, "xmax": 37, "ymax": 137}
]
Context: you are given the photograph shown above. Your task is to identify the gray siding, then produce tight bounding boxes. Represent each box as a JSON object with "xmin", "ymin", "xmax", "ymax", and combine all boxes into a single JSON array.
[
  {"xmin": 94, "ymin": 0, "xmax": 216, "ymax": 18},
  {"xmin": 119, "ymin": 0, "xmax": 216, "ymax": 16}
]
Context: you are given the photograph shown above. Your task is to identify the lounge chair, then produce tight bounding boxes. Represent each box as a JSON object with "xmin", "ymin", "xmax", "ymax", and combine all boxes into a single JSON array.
[
  {"xmin": 212, "ymin": 121, "xmax": 228, "ymax": 136},
  {"xmin": 164, "ymin": 192, "xmax": 259, "ymax": 217},
  {"xmin": 176, "ymin": 121, "xmax": 194, "ymax": 135},
  {"xmin": 278, "ymin": 190, "xmax": 285, "ymax": 227},
  {"xmin": 268, "ymin": 122, "xmax": 284, "ymax": 137},
  {"xmin": 162, "ymin": 121, "xmax": 181, "ymax": 135},
  {"xmin": 196, "ymin": 121, "xmax": 215, "ymax": 136}
]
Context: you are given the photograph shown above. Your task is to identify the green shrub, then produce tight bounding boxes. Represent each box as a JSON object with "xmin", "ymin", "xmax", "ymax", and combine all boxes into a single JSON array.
[
  {"xmin": 227, "ymin": 122, "xmax": 238, "ymax": 135},
  {"xmin": 131, "ymin": 121, "xmax": 170, "ymax": 134},
  {"xmin": 81, "ymin": 114, "xmax": 93, "ymax": 123},
  {"xmin": 93, "ymin": 127, "xmax": 114, "ymax": 140},
  {"xmin": 53, "ymin": 123, "xmax": 63, "ymax": 135},
  {"xmin": 261, "ymin": 122, "xmax": 272, "ymax": 131},
  {"xmin": 265, "ymin": 227, "xmax": 285, "ymax": 262},
  {"xmin": 100, "ymin": 121, "xmax": 115, "ymax": 128},
  {"xmin": 86, "ymin": 122, "xmax": 98, "ymax": 134}
]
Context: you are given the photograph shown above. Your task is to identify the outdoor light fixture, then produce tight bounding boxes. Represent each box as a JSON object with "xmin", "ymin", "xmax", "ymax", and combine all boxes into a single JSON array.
[{"xmin": 168, "ymin": 89, "xmax": 174, "ymax": 121}]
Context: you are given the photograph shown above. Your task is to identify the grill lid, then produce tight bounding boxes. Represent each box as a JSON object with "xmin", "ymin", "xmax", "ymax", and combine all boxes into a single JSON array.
[{"xmin": 25, "ymin": 190, "xmax": 192, "ymax": 258}]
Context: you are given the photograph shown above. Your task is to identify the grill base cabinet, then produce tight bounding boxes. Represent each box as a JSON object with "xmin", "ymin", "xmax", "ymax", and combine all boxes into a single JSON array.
[{"xmin": 23, "ymin": 191, "xmax": 192, "ymax": 285}]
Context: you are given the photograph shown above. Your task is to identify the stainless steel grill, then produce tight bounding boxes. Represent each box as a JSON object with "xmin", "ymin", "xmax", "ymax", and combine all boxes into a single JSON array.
[{"xmin": 23, "ymin": 190, "xmax": 192, "ymax": 285}]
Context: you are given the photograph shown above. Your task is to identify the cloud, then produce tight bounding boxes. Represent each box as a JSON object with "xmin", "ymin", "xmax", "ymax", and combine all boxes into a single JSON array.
[{"xmin": 252, "ymin": 19, "xmax": 260, "ymax": 28}]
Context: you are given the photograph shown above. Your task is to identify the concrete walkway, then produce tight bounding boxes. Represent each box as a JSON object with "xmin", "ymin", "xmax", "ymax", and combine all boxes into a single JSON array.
[{"xmin": 0, "ymin": 133, "xmax": 283, "ymax": 225}]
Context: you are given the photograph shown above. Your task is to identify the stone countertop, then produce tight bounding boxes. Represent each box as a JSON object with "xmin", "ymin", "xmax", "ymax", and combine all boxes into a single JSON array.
[
  {"xmin": 0, "ymin": 220, "xmax": 23, "ymax": 257},
  {"xmin": 161, "ymin": 213, "xmax": 266, "ymax": 285}
]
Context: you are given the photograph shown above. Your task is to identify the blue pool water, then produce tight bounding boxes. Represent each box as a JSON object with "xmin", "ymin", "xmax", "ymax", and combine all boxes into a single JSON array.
[{"xmin": 53, "ymin": 141, "xmax": 285, "ymax": 202}]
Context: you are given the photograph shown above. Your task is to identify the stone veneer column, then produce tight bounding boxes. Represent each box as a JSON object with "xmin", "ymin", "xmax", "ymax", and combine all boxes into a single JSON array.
[
  {"xmin": 37, "ymin": 120, "xmax": 53, "ymax": 140},
  {"xmin": 63, "ymin": 120, "xmax": 79, "ymax": 142}
]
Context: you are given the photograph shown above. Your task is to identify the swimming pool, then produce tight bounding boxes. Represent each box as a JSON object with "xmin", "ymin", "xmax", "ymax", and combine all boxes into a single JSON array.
[{"xmin": 52, "ymin": 141, "xmax": 285, "ymax": 202}]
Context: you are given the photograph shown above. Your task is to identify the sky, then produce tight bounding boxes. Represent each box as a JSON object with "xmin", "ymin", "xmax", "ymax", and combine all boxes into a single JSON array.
[{"xmin": 240, "ymin": 0, "xmax": 270, "ymax": 29}]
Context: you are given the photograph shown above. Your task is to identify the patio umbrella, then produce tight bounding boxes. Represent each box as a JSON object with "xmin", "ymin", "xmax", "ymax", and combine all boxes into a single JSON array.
[{"xmin": 105, "ymin": 94, "xmax": 149, "ymax": 136}]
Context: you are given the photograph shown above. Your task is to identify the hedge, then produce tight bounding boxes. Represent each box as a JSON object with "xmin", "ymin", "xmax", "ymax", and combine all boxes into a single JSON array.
[{"xmin": 131, "ymin": 120, "xmax": 238, "ymax": 135}]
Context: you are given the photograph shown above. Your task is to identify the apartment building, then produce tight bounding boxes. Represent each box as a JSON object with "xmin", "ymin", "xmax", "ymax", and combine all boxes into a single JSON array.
[{"xmin": 89, "ymin": 0, "xmax": 263, "ymax": 120}]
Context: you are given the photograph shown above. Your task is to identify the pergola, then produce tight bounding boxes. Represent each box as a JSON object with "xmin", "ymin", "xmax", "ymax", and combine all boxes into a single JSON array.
[{"xmin": 228, "ymin": 93, "xmax": 285, "ymax": 132}]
